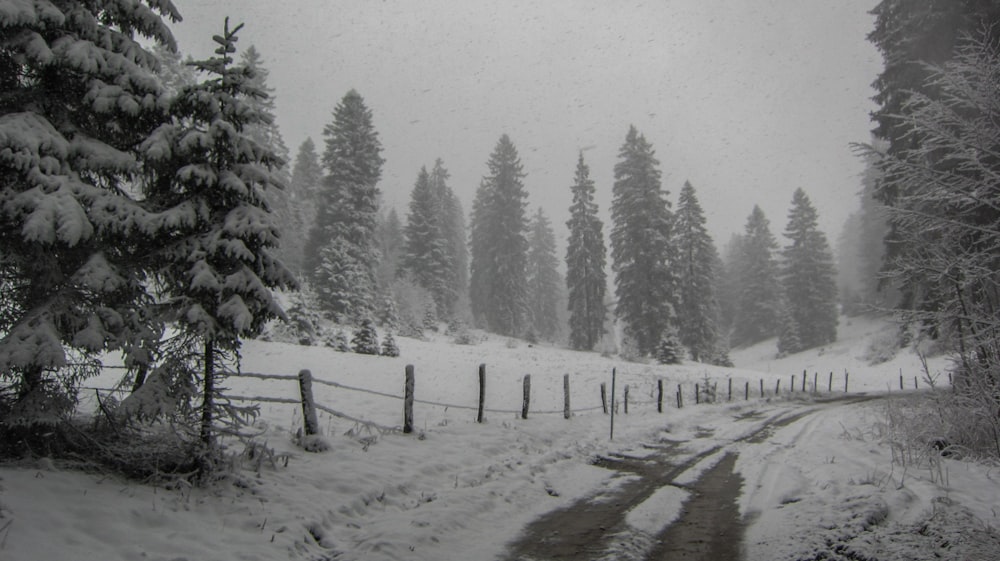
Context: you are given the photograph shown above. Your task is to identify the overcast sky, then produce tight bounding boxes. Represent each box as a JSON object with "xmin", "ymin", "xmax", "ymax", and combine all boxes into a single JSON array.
[{"xmin": 168, "ymin": 0, "xmax": 883, "ymax": 251}]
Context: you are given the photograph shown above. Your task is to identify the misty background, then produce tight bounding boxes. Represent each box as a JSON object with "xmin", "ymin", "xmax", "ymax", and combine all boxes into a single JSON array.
[{"xmin": 168, "ymin": 0, "xmax": 883, "ymax": 246}]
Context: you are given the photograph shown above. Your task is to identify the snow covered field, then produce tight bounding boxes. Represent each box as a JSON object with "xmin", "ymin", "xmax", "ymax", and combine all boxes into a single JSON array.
[{"xmin": 1, "ymin": 316, "xmax": 997, "ymax": 560}]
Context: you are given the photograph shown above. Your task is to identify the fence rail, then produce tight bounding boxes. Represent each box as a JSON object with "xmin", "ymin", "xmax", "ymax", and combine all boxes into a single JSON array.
[{"xmin": 83, "ymin": 363, "xmax": 945, "ymax": 442}]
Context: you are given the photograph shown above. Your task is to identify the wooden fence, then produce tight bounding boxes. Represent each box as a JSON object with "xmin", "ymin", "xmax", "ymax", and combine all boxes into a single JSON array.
[{"xmin": 85, "ymin": 364, "xmax": 947, "ymax": 441}]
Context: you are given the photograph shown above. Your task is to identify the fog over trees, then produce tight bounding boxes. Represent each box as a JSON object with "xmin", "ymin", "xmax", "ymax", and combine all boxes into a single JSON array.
[{"xmin": 4, "ymin": 0, "xmax": 1000, "ymax": 476}]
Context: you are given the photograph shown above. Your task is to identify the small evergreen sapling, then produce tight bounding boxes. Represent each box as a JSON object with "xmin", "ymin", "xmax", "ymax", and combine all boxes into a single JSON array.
[
  {"xmin": 656, "ymin": 328, "xmax": 685, "ymax": 365},
  {"xmin": 381, "ymin": 332, "xmax": 400, "ymax": 357},
  {"xmin": 352, "ymin": 319, "xmax": 380, "ymax": 355}
]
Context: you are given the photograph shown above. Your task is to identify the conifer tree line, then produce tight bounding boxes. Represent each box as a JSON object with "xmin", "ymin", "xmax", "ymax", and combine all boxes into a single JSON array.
[{"xmin": 0, "ymin": 2, "xmax": 852, "ymax": 469}]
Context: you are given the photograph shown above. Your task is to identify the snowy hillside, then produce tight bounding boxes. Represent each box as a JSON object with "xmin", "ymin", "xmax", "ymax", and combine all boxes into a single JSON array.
[{"xmin": 2, "ymin": 315, "xmax": 997, "ymax": 561}]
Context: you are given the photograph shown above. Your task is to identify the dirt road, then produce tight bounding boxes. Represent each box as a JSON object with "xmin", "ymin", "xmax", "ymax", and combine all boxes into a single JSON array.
[{"xmin": 500, "ymin": 403, "xmax": 827, "ymax": 561}]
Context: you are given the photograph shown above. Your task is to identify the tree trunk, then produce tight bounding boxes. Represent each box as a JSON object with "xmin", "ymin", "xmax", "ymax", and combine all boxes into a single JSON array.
[{"xmin": 200, "ymin": 340, "xmax": 215, "ymax": 449}]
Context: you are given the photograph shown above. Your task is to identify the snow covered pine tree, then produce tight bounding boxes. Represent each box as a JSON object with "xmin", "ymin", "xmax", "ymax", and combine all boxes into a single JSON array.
[
  {"xmin": 0, "ymin": 0, "xmax": 181, "ymax": 428},
  {"xmin": 140, "ymin": 19, "xmax": 295, "ymax": 473}
]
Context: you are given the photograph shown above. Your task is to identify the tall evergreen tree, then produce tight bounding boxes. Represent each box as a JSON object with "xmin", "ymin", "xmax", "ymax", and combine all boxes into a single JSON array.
[
  {"xmin": 375, "ymin": 207, "xmax": 404, "ymax": 292},
  {"xmin": 0, "ymin": 0, "xmax": 180, "ymax": 423},
  {"xmin": 781, "ymin": 189, "xmax": 838, "ymax": 349},
  {"xmin": 468, "ymin": 134, "xmax": 530, "ymax": 336},
  {"xmin": 565, "ymin": 153, "xmax": 607, "ymax": 351},
  {"xmin": 402, "ymin": 166, "xmax": 451, "ymax": 314},
  {"xmin": 288, "ymin": 138, "xmax": 322, "ymax": 277},
  {"xmin": 431, "ymin": 159, "xmax": 469, "ymax": 317},
  {"xmin": 240, "ymin": 46, "xmax": 297, "ymax": 274},
  {"xmin": 610, "ymin": 126, "xmax": 676, "ymax": 356},
  {"xmin": 142, "ymin": 19, "xmax": 295, "ymax": 459},
  {"xmin": 674, "ymin": 181, "xmax": 719, "ymax": 362},
  {"xmin": 868, "ymin": 1, "xmax": 1000, "ymax": 319},
  {"xmin": 527, "ymin": 208, "xmax": 562, "ymax": 342},
  {"xmin": 731, "ymin": 206, "xmax": 782, "ymax": 346},
  {"xmin": 305, "ymin": 90, "xmax": 384, "ymax": 321},
  {"xmin": 862, "ymin": 33, "xmax": 1000, "ymax": 422}
]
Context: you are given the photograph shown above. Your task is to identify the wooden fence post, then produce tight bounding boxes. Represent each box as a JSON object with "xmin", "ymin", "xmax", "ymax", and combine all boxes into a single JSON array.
[
  {"xmin": 828, "ymin": 371, "xmax": 833, "ymax": 393},
  {"xmin": 790, "ymin": 374, "xmax": 795, "ymax": 393},
  {"xmin": 899, "ymin": 371, "xmax": 904, "ymax": 390},
  {"xmin": 657, "ymin": 379, "xmax": 664, "ymax": 413},
  {"xmin": 801, "ymin": 371, "xmax": 807, "ymax": 392},
  {"xmin": 813, "ymin": 372, "xmax": 818, "ymax": 394},
  {"xmin": 728, "ymin": 378, "xmax": 733, "ymax": 401},
  {"xmin": 601, "ymin": 382, "xmax": 608, "ymax": 414},
  {"xmin": 676, "ymin": 384, "xmax": 683, "ymax": 408},
  {"xmin": 563, "ymin": 374, "xmax": 571, "ymax": 420},
  {"xmin": 914, "ymin": 376, "xmax": 918, "ymax": 390},
  {"xmin": 404, "ymin": 365, "xmax": 415, "ymax": 434},
  {"xmin": 610, "ymin": 369, "xmax": 616, "ymax": 440},
  {"xmin": 298, "ymin": 369, "xmax": 319, "ymax": 437},
  {"xmin": 776, "ymin": 378, "xmax": 781, "ymax": 395},
  {"xmin": 521, "ymin": 374, "xmax": 531, "ymax": 420},
  {"xmin": 477, "ymin": 363, "xmax": 486, "ymax": 424},
  {"xmin": 745, "ymin": 381, "xmax": 749, "ymax": 401},
  {"xmin": 624, "ymin": 384, "xmax": 630, "ymax": 414},
  {"xmin": 760, "ymin": 378, "xmax": 764, "ymax": 398},
  {"xmin": 845, "ymin": 371, "xmax": 849, "ymax": 393},
  {"xmin": 695, "ymin": 383, "xmax": 700, "ymax": 404}
]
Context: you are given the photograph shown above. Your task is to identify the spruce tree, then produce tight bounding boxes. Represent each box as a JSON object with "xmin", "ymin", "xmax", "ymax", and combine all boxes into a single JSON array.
[
  {"xmin": 468, "ymin": 135, "xmax": 530, "ymax": 336},
  {"xmin": 674, "ymin": 181, "xmax": 719, "ymax": 362},
  {"xmin": 0, "ymin": 0, "xmax": 180, "ymax": 423},
  {"xmin": 402, "ymin": 167, "xmax": 451, "ymax": 316},
  {"xmin": 430, "ymin": 159, "xmax": 468, "ymax": 318},
  {"xmin": 717, "ymin": 234, "xmax": 746, "ymax": 340},
  {"xmin": 610, "ymin": 126, "xmax": 676, "ymax": 356},
  {"xmin": 305, "ymin": 90, "xmax": 384, "ymax": 322},
  {"xmin": 290, "ymin": 138, "xmax": 323, "ymax": 277},
  {"xmin": 527, "ymin": 208, "xmax": 563, "ymax": 342},
  {"xmin": 375, "ymin": 207, "xmax": 405, "ymax": 307},
  {"xmin": 731, "ymin": 206, "xmax": 782, "ymax": 346},
  {"xmin": 141, "ymin": 19, "xmax": 296, "ymax": 459},
  {"xmin": 351, "ymin": 318, "xmax": 380, "ymax": 355},
  {"xmin": 656, "ymin": 327, "xmax": 684, "ymax": 365},
  {"xmin": 782, "ymin": 189, "xmax": 838, "ymax": 349},
  {"xmin": 240, "ymin": 46, "xmax": 297, "ymax": 275},
  {"xmin": 565, "ymin": 153, "xmax": 607, "ymax": 351},
  {"xmin": 381, "ymin": 332, "xmax": 400, "ymax": 357}
]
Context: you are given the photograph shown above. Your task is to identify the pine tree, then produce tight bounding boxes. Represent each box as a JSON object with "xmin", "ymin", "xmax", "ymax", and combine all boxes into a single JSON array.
[
  {"xmin": 0, "ymin": 0, "xmax": 180, "ymax": 423},
  {"xmin": 565, "ymin": 153, "xmax": 607, "ymax": 351},
  {"xmin": 141, "ymin": 19, "xmax": 296, "ymax": 460},
  {"xmin": 468, "ymin": 135, "xmax": 530, "ymax": 336},
  {"xmin": 381, "ymin": 332, "xmax": 400, "ymax": 357},
  {"xmin": 610, "ymin": 126, "xmax": 676, "ymax": 356},
  {"xmin": 402, "ymin": 167, "xmax": 451, "ymax": 315},
  {"xmin": 674, "ymin": 181, "xmax": 719, "ymax": 362},
  {"xmin": 776, "ymin": 301, "xmax": 803, "ymax": 356},
  {"xmin": 239, "ymin": 46, "xmax": 297, "ymax": 276},
  {"xmin": 527, "ymin": 208, "xmax": 563, "ymax": 342},
  {"xmin": 430, "ymin": 159, "xmax": 468, "ymax": 318},
  {"xmin": 868, "ymin": 1, "xmax": 1000, "ymax": 321},
  {"xmin": 656, "ymin": 327, "xmax": 684, "ymax": 365},
  {"xmin": 305, "ymin": 90, "xmax": 384, "ymax": 321},
  {"xmin": 731, "ymin": 206, "xmax": 782, "ymax": 346},
  {"xmin": 290, "ymin": 138, "xmax": 323, "ymax": 278},
  {"xmin": 782, "ymin": 189, "xmax": 838, "ymax": 350},
  {"xmin": 352, "ymin": 318, "xmax": 380, "ymax": 355}
]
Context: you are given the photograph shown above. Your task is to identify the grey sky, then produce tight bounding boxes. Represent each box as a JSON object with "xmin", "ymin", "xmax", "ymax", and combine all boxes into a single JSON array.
[{"xmin": 170, "ymin": 0, "xmax": 882, "ymax": 249}]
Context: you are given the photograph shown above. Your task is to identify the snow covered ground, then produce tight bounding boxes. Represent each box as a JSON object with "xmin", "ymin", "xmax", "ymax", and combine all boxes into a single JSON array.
[{"xmin": 1, "ymin": 315, "xmax": 997, "ymax": 560}]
